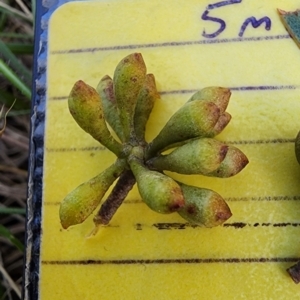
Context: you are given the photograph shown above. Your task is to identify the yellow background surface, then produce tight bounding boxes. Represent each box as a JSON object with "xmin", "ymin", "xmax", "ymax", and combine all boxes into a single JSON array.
[{"xmin": 42, "ymin": 0, "xmax": 300, "ymax": 299}]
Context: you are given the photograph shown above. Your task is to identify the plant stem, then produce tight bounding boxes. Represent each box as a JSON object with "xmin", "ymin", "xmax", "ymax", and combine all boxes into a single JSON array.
[{"xmin": 93, "ymin": 170, "xmax": 136, "ymax": 226}]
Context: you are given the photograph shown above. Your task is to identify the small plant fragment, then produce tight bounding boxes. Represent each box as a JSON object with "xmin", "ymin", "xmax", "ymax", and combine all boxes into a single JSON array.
[
  {"xmin": 0, "ymin": 99, "xmax": 16, "ymax": 137},
  {"xmin": 279, "ymin": 8, "xmax": 300, "ymax": 283},
  {"xmin": 296, "ymin": 131, "xmax": 300, "ymax": 165},
  {"xmin": 278, "ymin": 9, "xmax": 300, "ymax": 48},
  {"xmin": 291, "ymin": 121, "xmax": 300, "ymax": 284},
  {"xmin": 287, "ymin": 262, "xmax": 300, "ymax": 284},
  {"xmin": 59, "ymin": 53, "xmax": 249, "ymax": 234}
]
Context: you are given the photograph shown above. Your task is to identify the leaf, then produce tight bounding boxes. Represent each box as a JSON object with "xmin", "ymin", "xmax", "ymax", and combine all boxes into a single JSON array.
[
  {"xmin": 0, "ymin": 99, "xmax": 16, "ymax": 137},
  {"xmin": 0, "ymin": 224, "xmax": 24, "ymax": 252}
]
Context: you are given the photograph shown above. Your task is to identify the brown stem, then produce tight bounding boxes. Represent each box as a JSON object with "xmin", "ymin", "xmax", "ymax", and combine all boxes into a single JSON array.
[{"xmin": 93, "ymin": 170, "xmax": 136, "ymax": 226}]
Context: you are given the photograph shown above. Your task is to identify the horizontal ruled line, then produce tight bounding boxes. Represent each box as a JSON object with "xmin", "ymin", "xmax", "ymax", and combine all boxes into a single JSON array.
[
  {"xmin": 127, "ymin": 194, "xmax": 300, "ymax": 203},
  {"xmin": 159, "ymin": 85, "xmax": 300, "ymax": 95},
  {"xmin": 42, "ymin": 256, "xmax": 300, "ymax": 266},
  {"xmin": 226, "ymin": 195, "xmax": 300, "ymax": 201},
  {"xmin": 226, "ymin": 138, "xmax": 295, "ymax": 145},
  {"xmin": 224, "ymin": 222, "xmax": 300, "ymax": 228},
  {"xmin": 38, "ymin": 219, "xmax": 300, "ymax": 230},
  {"xmin": 44, "ymin": 195, "xmax": 300, "ymax": 206},
  {"xmin": 225, "ymin": 195, "xmax": 300, "ymax": 202},
  {"xmin": 48, "ymin": 84, "xmax": 300, "ymax": 101},
  {"xmin": 50, "ymin": 34, "xmax": 290, "ymax": 54},
  {"xmin": 50, "ymin": 96, "xmax": 68, "ymax": 100},
  {"xmin": 150, "ymin": 222, "xmax": 300, "ymax": 230},
  {"xmin": 45, "ymin": 138, "xmax": 295, "ymax": 153},
  {"xmin": 46, "ymin": 146, "xmax": 106, "ymax": 153}
]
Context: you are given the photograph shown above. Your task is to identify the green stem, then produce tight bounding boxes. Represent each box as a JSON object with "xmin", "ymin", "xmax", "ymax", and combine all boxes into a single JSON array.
[{"xmin": 0, "ymin": 59, "xmax": 31, "ymax": 99}]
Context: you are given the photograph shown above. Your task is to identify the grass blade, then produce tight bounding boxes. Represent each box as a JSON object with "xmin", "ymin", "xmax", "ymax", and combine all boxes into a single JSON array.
[
  {"xmin": 15, "ymin": 0, "xmax": 32, "ymax": 17},
  {"xmin": 0, "ymin": 32, "xmax": 33, "ymax": 39},
  {"xmin": 31, "ymin": 0, "xmax": 36, "ymax": 27},
  {"xmin": 0, "ymin": 2, "xmax": 33, "ymax": 23},
  {"xmin": 0, "ymin": 89, "xmax": 30, "ymax": 110},
  {"xmin": 0, "ymin": 263, "xmax": 22, "ymax": 299},
  {"xmin": 0, "ymin": 207, "xmax": 26, "ymax": 215},
  {"xmin": 0, "ymin": 38, "xmax": 32, "ymax": 86},
  {"xmin": 6, "ymin": 43, "xmax": 33, "ymax": 55},
  {"xmin": 0, "ymin": 225, "xmax": 24, "ymax": 252},
  {"xmin": 0, "ymin": 59, "xmax": 31, "ymax": 99}
]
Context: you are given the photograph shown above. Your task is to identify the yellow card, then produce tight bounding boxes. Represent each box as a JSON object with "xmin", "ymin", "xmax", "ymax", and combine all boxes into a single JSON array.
[{"xmin": 41, "ymin": 0, "xmax": 300, "ymax": 299}]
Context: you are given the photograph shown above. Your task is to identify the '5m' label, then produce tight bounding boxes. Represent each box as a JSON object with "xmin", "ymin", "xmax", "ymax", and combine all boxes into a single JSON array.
[{"xmin": 201, "ymin": 0, "xmax": 271, "ymax": 38}]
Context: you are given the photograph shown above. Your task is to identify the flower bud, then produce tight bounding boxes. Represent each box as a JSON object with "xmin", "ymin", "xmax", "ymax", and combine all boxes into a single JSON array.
[
  {"xmin": 134, "ymin": 73, "xmax": 160, "ymax": 142},
  {"xmin": 188, "ymin": 87, "xmax": 231, "ymax": 113},
  {"xmin": 68, "ymin": 80, "xmax": 123, "ymax": 156},
  {"xmin": 59, "ymin": 160, "xmax": 125, "ymax": 229},
  {"xmin": 129, "ymin": 157, "xmax": 185, "ymax": 213},
  {"xmin": 147, "ymin": 100, "xmax": 220, "ymax": 157},
  {"xmin": 208, "ymin": 112, "xmax": 232, "ymax": 136},
  {"xmin": 96, "ymin": 75, "xmax": 125, "ymax": 142},
  {"xmin": 113, "ymin": 53, "xmax": 146, "ymax": 140},
  {"xmin": 177, "ymin": 183, "xmax": 232, "ymax": 227},
  {"xmin": 148, "ymin": 138, "xmax": 228, "ymax": 175},
  {"xmin": 206, "ymin": 145, "xmax": 249, "ymax": 177}
]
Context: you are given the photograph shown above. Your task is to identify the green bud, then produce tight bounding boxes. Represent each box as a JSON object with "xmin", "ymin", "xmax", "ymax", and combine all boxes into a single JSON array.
[
  {"xmin": 134, "ymin": 74, "xmax": 160, "ymax": 142},
  {"xmin": 295, "ymin": 130, "xmax": 300, "ymax": 164},
  {"xmin": 129, "ymin": 157, "xmax": 185, "ymax": 214},
  {"xmin": 68, "ymin": 80, "xmax": 123, "ymax": 156},
  {"xmin": 148, "ymin": 138, "xmax": 228, "ymax": 175},
  {"xmin": 59, "ymin": 160, "xmax": 125, "ymax": 229},
  {"xmin": 147, "ymin": 100, "xmax": 220, "ymax": 157},
  {"xmin": 113, "ymin": 53, "xmax": 147, "ymax": 141},
  {"xmin": 177, "ymin": 183, "xmax": 232, "ymax": 227},
  {"xmin": 96, "ymin": 75, "xmax": 125, "ymax": 142},
  {"xmin": 206, "ymin": 145, "xmax": 249, "ymax": 177},
  {"xmin": 188, "ymin": 87, "xmax": 231, "ymax": 113},
  {"xmin": 153, "ymin": 111, "xmax": 231, "ymax": 151}
]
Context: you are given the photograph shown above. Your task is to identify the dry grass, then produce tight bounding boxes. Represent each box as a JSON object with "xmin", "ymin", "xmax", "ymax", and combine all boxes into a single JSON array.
[
  {"xmin": 0, "ymin": 114, "xmax": 29, "ymax": 299},
  {"xmin": 0, "ymin": 0, "xmax": 33, "ymax": 299}
]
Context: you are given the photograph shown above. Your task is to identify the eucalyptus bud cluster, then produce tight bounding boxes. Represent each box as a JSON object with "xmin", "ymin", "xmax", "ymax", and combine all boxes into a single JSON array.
[{"xmin": 59, "ymin": 53, "xmax": 248, "ymax": 234}]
